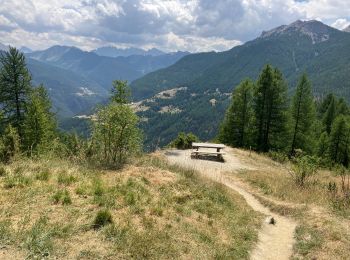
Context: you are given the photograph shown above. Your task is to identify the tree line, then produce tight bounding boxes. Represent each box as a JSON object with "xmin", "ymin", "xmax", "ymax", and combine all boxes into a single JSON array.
[
  {"xmin": 0, "ymin": 47, "xmax": 141, "ymax": 166},
  {"xmin": 219, "ymin": 64, "xmax": 350, "ymax": 167}
]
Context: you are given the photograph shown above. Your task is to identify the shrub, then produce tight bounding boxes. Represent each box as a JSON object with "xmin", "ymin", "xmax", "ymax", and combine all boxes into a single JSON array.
[
  {"xmin": 93, "ymin": 210, "xmax": 113, "ymax": 229},
  {"xmin": 169, "ymin": 132, "xmax": 199, "ymax": 149},
  {"xmin": 91, "ymin": 103, "xmax": 142, "ymax": 166},
  {"xmin": 268, "ymin": 151, "xmax": 288, "ymax": 163},
  {"xmin": 288, "ymin": 155, "xmax": 319, "ymax": 187},
  {"xmin": 0, "ymin": 125, "xmax": 20, "ymax": 162}
]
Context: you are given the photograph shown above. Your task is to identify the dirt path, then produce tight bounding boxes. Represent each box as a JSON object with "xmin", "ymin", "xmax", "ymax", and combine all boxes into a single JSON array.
[{"xmin": 163, "ymin": 148, "xmax": 297, "ymax": 260}]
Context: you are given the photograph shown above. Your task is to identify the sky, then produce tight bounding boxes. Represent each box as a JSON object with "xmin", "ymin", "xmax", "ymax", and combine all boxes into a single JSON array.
[{"xmin": 0, "ymin": 0, "xmax": 349, "ymax": 52}]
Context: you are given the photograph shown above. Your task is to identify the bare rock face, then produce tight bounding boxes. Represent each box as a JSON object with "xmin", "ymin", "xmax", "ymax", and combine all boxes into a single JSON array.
[
  {"xmin": 260, "ymin": 20, "xmax": 333, "ymax": 44},
  {"xmin": 265, "ymin": 216, "xmax": 276, "ymax": 225}
]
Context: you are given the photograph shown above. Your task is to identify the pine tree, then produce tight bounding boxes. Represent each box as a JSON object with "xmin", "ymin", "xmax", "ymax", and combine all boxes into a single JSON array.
[
  {"xmin": 23, "ymin": 85, "xmax": 57, "ymax": 153},
  {"xmin": 322, "ymin": 96, "xmax": 336, "ymax": 134},
  {"xmin": 290, "ymin": 74, "xmax": 316, "ymax": 155},
  {"xmin": 328, "ymin": 115, "xmax": 350, "ymax": 166},
  {"xmin": 254, "ymin": 65, "xmax": 289, "ymax": 152},
  {"xmin": 219, "ymin": 79, "xmax": 254, "ymax": 147},
  {"xmin": 0, "ymin": 47, "xmax": 32, "ymax": 138}
]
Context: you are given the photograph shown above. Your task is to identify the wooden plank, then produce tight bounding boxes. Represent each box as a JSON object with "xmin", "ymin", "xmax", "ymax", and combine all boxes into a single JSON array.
[
  {"xmin": 191, "ymin": 151, "xmax": 226, "ymax": 155},
  {"xmin": 192, "ymin": 142, "xmax": 225, "ymax": 149}
]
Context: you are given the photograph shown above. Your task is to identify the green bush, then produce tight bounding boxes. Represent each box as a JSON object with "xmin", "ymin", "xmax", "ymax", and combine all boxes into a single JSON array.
[
  {"xmin": 169, "ymin": 132, "xmax": 199, "ymax": 149},
  {"xmin": 93, "ymin": 210, "xmax": 113, "ymax": 229},
  {"xmin": 0, "ymin": 125, "xmax": 20, "ymax": 163},
  {"xmin": 267, "ymin": 151, "xmax": 288, "ymax": 163},
  {"xmin": 289, "ymin": 155, "xmax": 319, "ymax": 187}
]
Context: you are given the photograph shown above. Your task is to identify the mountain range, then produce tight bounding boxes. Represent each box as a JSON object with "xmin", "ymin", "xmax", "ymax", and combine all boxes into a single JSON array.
[
  {"xmin": 130, "ymin": 20, "xmax": 350, "ymax": 149},
  {"xmin": 0, "ymin": 45, "xmax": 189, "ymax": 118},
  {"xmin": 93, "ymin": 46, "xmax": 166, "ymax": 57}
]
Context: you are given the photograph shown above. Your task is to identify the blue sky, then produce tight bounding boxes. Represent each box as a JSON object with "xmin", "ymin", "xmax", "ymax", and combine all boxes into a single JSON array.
[{"xmin": 0, "ymin": 0, "xmax": 349, "ymax": 52}]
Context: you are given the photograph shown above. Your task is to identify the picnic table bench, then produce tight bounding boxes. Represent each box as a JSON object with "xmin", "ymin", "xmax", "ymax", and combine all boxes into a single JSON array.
[{"xmin": 191, "ymin": 142, "xmax": 225, "ymax": 160}]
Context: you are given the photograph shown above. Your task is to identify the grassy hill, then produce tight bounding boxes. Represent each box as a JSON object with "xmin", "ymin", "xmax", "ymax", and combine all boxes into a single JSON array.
[{"xmin": 0, "ymin": 155, "xmax": 261, "ymax": 259}]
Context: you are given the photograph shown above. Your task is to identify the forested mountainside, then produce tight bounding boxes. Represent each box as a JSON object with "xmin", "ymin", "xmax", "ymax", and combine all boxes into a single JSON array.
[
  {"xmin": 131, "ymin": 20, "xmax": 350, "ymax": 101},
  {"xmin": 131, "ymin": 20, "xmax": 350, "ymax": 149}
]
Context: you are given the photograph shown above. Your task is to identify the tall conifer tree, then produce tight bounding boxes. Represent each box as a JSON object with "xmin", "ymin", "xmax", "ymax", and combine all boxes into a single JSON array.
[
  {"xmin": 254, "ymin": 65, "xmax": 289, "ymax": 152},
  {"xmin": 23, "ymin": 85, "xmax": 57, "ymax": 152},
  {"xmin": 290, "ymin": 74, "xmax": 316, "ymax": 155},
  {"xmin": 323, "ymin": 96, "xmax": 336, "ymax": 134},
  {"xmin": 219, "ymin": 79, "xmax": 254, "ymax": 147},
  {"xmin": 328, "ymin": 115, "xmax": 350, "ymax": 166},
  {"xmin": 0, "ymin": 47, "xmax": 32, "ymax": 138}
]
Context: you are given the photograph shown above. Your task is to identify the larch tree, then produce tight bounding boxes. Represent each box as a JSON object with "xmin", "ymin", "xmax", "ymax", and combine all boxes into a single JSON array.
[
  {"xmin": 23, "ymin": 85, "xmax": 57, "ymax": 153},
  {"xmin": 0, "ymin": 47, "xmax": 32, "ymax": 138},
  {"xmin": 254, "ymin": 65, "xmax": 289, "ymax": 152},
  {"xmin": 323, "ymin": 96, "xmax": 336, "ymax": 134},
  {"xmin": 328, "ymin": 115, "xmax": 350, "ymax": 166},
  {"xmin": 219, "ymin": 79, "xmax": 254, "ymax": 148},
  {"xmin": 318, "ymin": 93, "xmax": 334, "ymax": 117},
  {"xmin": 290, "ymin": 74, "xmax": 316, "ymax": 156}
]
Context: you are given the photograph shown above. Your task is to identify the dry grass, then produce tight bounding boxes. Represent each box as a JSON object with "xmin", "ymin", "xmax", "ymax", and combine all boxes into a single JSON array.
[
  {"xmin": 0, "ymin": 155, "xmax": 261, "ymax": 259},
  {"xmin": 228, "ymin": 148, "xmax": 350, "ymax": 259}
]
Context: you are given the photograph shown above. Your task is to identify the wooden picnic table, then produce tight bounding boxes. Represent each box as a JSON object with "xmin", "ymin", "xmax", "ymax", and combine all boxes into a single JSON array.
[{"xmin": 191, "ymin": 142, "xmax": 226, "ymax": 160}]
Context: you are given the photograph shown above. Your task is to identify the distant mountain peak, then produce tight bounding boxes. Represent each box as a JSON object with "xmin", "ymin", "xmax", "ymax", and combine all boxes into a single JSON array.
[
  {"xmin": 93, "ymin": 46, "xmax": 165, "ymax": 58},
  {"xmin": 260, "ymin": 20, "xmax": 334, "ymax": 44},
  {"xmin": 20, "ymin": 46, "xmax": 33, "ymax": 53},
  {"xmin": 343, "ymin": 25, "xmax": 350, "ymax": 33}
]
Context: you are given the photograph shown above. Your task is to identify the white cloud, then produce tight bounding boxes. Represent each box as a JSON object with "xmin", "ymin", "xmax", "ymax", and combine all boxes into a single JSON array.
[
  {"xmin": 0, "ymin": 0, "xmax": 349, "ymax": 52},
  {"xmin": 331, "ymin": 18, "xmax": 350, "ymax": 30},
  {"xmin": 0, "ymin": 14, "xmax": 18, "ymax": 31}
]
